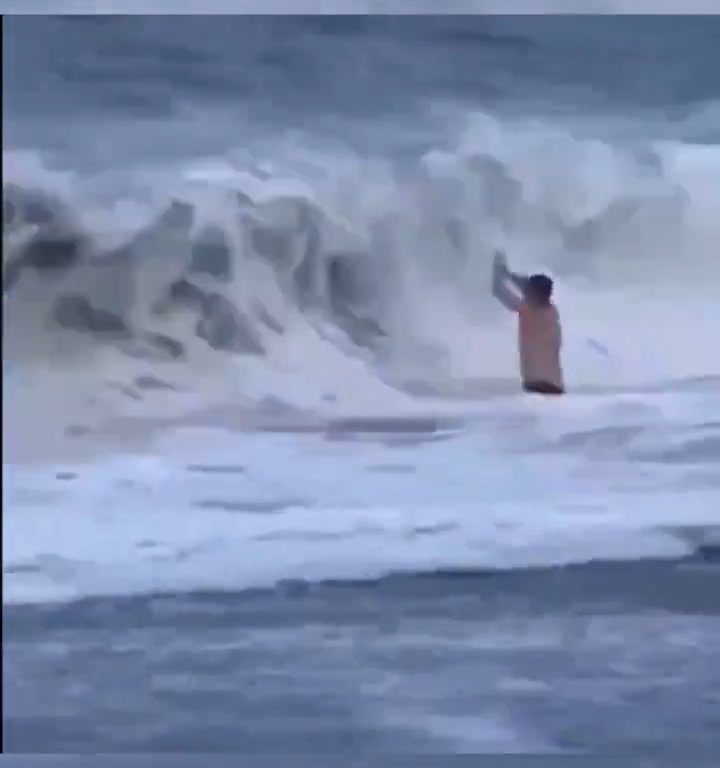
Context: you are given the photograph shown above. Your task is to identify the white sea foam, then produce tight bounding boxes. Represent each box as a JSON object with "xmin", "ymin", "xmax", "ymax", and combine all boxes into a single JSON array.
[
  {"xmin": 4, "ymin": 387, "xmax": 720, "ymax": 606},
  {"xmin": 4, "ymin": 109, "xmax": 720, "ymax": 604}
]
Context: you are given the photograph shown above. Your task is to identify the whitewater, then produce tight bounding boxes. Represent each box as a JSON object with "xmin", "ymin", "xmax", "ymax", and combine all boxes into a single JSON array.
[
  {"xmin": 5, "ymin": 109, "xmax": 720, "ymax": 602},
  {"xmin": 3, "ymin": 13, "xmax": 720, "ymax": 754}
]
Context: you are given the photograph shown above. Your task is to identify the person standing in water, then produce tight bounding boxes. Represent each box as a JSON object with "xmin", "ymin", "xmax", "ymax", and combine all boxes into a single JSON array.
[{"xmin": 492, "ymin": 251, "xmax": 565, "ymax": 395}]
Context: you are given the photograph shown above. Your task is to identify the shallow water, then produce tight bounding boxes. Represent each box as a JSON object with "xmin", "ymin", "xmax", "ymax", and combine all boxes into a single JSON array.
[
  {"xmin": 5, "ymin": 560, "xmax": 720, "ymax": 752},
  {"xmin": 4, "ymin": 403, "xmax": 720, "ymax": 752}
]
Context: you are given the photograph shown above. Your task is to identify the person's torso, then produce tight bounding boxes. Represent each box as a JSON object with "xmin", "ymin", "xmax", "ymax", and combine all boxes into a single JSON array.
[{"xmin": 517, "ymin": 302, "xmax": 563, "ymax": 387}]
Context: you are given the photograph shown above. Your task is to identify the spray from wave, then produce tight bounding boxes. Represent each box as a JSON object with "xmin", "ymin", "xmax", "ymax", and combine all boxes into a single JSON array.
[{"xmin": 4, "ymin": 111, "xmax": 720, "ymax": 461}]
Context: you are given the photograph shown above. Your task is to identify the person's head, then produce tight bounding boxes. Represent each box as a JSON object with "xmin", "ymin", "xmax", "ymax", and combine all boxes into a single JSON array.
[{"xmin": 524, "ymin": 274, "xmax": 554, "ymax": 306}]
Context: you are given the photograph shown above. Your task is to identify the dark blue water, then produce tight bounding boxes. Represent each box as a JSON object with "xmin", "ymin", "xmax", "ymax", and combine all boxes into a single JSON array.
[
  {"xmin": 5, "ymin": 559, "xmax": 720, "ymax": 753},
  {"xmin": 4, "ymin": 15, "xmax": 720, "ymax": 158}
]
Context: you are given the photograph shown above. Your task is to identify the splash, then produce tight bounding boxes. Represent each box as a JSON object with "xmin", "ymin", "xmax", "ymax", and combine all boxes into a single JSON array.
[{"xmin": 4, "ymin": 111, "xmax": 719, "ymax": 456}]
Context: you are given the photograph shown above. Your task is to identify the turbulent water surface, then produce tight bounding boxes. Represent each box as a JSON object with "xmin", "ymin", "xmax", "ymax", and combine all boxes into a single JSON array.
[{"xmin": 3, "ymin": 13, "xmax": 720, "ymax": 754}]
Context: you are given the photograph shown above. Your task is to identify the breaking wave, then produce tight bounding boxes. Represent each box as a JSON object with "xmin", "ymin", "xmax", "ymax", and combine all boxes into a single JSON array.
[{"xmin": 4, "ymin": 112, "xmax": 720, "ymax": 441}]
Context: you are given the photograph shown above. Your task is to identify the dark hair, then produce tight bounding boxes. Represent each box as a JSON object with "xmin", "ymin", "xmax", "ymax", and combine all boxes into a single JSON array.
[{"xmin": 526, "ymin": 274, "xmax": 553, "ymax": 303}]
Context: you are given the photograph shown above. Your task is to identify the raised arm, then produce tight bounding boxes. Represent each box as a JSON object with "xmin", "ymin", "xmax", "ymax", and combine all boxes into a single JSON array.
[
  {"xmin": 506, "ymin": 269, "xmax": 529, "ymax": 295},
  {"xmin": 491, "ymin": 251, "xmax": 523, "ymax": 312}
]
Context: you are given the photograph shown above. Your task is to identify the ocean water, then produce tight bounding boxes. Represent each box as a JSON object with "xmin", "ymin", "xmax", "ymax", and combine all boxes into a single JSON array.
[{"xmin": 3, "ymin": 13, "xmax": 720, "ymax": 755}]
